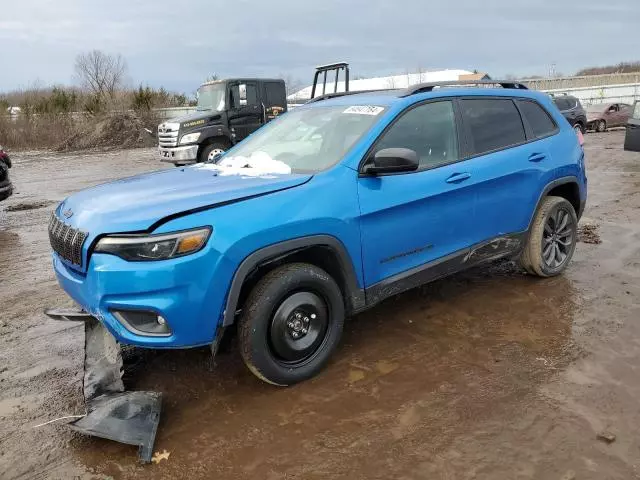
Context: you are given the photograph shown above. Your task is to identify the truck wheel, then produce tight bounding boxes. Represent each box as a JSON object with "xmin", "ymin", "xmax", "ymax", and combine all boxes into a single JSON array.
[
  {"xmin": 238, "ymin": 263, "xmax": 345, "ymax": 386},
  {"xmin": 198, "ymin": 141, "xmax": 229, "ymax": 163},
  {"xmin": 520, "ymin": 196, "xmax": 578, "ymax": 277}
]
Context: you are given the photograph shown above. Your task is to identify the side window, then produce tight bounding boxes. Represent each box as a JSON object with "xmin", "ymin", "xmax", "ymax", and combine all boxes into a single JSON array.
[
  {"xmin": 375, "ymin": 101, "xmax": 459, "ymax": 169},
  {"xmin": 517, "ymin": 100, "xmax": 557, "ymax": 138},
  {"xmin": 230, "ymin": 84, "xmax": 258, "ymax": 107},
  {"xmin": 633, "ymin": 102, "xmax": 640, "ymax": 119},
  {"xmin": 460, "ymin": 99, "xmax": 526, "ymax": 155},
  {"xmin": 245, "ymin": 84, "xmax": 258, "ymax": 105}
]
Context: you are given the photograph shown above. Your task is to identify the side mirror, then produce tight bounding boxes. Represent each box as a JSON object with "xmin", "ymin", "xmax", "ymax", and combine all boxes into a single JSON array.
[{"xmin": 362, "ymin": 148, "xmax": 419, "ymax": 175}]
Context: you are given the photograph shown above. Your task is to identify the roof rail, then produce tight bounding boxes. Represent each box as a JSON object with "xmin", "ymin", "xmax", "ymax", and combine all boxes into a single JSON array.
[
  {"xmin": 401, "ymin": 80, "xmax": 528, "ymax": 97},
  {"xmin": 305, "ymin": 88, "xmax": 397, "ymax": 104}
]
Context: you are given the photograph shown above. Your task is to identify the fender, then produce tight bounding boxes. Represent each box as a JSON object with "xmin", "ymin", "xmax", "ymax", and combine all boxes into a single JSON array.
[
  {"xmin": 526, "ymin": 175, "xmax": 582, "ymax": 232},
  {"xmin": 195, "ymin": 123, "xmax": 233, "ymax": 146},
  {"xmin": 222, "ymin": 235, "xmax": 366, "ymax": 326}
]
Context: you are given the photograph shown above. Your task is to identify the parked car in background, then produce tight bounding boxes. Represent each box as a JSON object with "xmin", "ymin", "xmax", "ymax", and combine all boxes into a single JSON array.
[
  {"xmin": 552, "ymin": 95, "xmax": 587, "ymax": 133},
  {"xmin": 0, "ymin": 145, "xmax": 13, "ymax": 202},
  {"xmin": 586, "ymin": 103, "xmax": 633, "ymax": 132},
  {"xmin": 624, "ymin": 101, "xmax": 640, "ymax": 152}
]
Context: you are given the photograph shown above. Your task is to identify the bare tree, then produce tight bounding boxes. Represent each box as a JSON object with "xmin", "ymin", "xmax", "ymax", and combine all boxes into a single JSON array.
[
  {"xmin": 281, "ymin": 74, "xmax": 303, "ymax": 97},
  {"xmin": 74, "ymin": 50, "xmax": 127, "ymax": 100}
]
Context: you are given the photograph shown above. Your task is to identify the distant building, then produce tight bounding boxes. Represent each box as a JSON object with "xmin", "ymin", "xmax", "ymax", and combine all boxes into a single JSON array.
[
  {"xmin": 287, "ymin": 69, "xmax": 478, "ymax": 102},
  {"xmin": 458, "ymin": 72, "xmax": 491, "ymax": 81}
]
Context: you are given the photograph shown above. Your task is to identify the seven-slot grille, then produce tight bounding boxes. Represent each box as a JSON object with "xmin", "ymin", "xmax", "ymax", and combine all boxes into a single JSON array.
[{"xmin": 48, "ymin": 214, "xmax": 87, "ymax": 267}]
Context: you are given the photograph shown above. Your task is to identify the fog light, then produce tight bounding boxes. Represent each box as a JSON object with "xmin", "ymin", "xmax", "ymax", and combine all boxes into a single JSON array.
[{"xmin": 111, "ymin": 309, "xmax": 171, "ymax": 337}]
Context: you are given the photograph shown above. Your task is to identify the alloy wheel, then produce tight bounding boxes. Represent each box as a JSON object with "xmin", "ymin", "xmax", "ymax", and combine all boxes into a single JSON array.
[{"xmin": 542, "ymin": 207, "xmax": 575, "ymax": 269}]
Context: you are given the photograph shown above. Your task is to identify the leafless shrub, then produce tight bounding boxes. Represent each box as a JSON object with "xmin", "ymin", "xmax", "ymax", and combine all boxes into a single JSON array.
[{"xmin": 74, "ymin": 50, "xmax": 128, "ymax": 103}]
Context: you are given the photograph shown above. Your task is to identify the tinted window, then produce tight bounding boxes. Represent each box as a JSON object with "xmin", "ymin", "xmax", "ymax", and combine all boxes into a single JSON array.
[
  {"xmin": 375, "ymin": 101, "xmax": 459, "ymax": 169},
  {"xmin": 265, "ymin": 82, "xmax": 286, "ymax": 107},
  {"xmin": 245, "ymin": 85, "xmax": 258, "ymax": 105},
  {"xmin": 230, "ymin": 84, "xmax": 258, "ymax": 107},
  {"xmin": 553, "ymin": 98, "xmax": 568, "ymax": 110},
  {"xmin": 518, "ymin": 100, "xmax": 557, "ymax": 138},
  {"xmin": 460, "ymin": 99, "xmax": 526, "ymax": 154}
]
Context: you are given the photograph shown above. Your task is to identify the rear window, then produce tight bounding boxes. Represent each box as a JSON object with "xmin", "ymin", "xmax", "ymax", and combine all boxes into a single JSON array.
[
  {"xmin": 460, "ymin": 99, "xmax": 526, "ymax": 155},
  {"xmin": 517, "ymin": 100, "xmax": 557, "ymax": 138},
  {"xmin": 265, "ymin": 82, "xmax": 286, "ymax": 107},
  {"xmin": 553, "ymin": 98, "xmax": 567, "ymax": 110}
]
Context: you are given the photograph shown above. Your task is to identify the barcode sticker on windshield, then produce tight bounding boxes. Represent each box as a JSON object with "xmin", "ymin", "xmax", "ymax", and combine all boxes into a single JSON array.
[{"xmin": 343, "ymin": 106, "xmax": 384, "ymax": 115}]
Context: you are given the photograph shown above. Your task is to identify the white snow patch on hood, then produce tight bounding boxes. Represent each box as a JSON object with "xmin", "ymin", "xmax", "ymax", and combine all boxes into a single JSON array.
[{"xmin": 195, "ymin": 151, "xmax": 292, "ymax": 178}]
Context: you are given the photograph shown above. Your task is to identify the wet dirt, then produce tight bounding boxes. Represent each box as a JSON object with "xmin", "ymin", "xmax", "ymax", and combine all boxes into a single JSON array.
[
  {"xmin": 1, "ymin": 132, "xmax": 639, "ymax": 479},
  {"xmin": 5, "ymin": 201, "xmax": 56, "ymax": 213}
]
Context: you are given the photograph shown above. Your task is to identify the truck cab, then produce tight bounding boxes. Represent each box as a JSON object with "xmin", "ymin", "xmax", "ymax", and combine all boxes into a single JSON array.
[{"xmin": 158, "ymin": 78, "xmax": 287, "ymax": 166}]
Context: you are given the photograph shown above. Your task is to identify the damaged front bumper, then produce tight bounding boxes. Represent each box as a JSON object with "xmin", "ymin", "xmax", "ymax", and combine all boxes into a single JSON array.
[
  {"xmin": 52, "ymin": 253, "xmax": 222, "ymax": 348},
  {"xmin": 45, "ymin": 308, "xmax": 161, "ymax": 463}
]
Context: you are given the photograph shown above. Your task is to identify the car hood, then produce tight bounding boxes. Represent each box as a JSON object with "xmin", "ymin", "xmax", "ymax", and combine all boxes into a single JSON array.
[{"xmin": 56, "ymin": 166, "xmax": 311, "ymax": 234}]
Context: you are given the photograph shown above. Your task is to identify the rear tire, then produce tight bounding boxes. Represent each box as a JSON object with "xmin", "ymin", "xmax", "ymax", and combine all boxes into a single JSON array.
[
  {"xmin": 238, "ymin": 263, "xmax": 345, "ymax": 386},
  {"xmin": 198, "ymin": 140, "xmax": 230, "ymax": 163},
  {"xmin": 520, "ymin": 196, "xmax": 578, "ymax": 277}
]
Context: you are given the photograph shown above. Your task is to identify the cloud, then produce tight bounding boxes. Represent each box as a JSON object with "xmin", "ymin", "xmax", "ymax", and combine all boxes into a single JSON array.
[{"xmin": 1, "ymin": 0, "xmax": 639, "ymax": 92}]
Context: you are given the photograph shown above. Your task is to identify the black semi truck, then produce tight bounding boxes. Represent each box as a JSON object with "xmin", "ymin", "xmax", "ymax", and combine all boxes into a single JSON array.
[{"xmin": 158, "ymin": 78, "xmax": 287, "ymax": 166}]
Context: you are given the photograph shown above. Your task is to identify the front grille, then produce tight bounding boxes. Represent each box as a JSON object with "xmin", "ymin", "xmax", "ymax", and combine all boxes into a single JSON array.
[
  {"xmin": 48, "ymin": 214, "xmax": 88, "ymax": 267},
  {"xmin": 158, "ymin": 122, "xmax": 180, "ymax": 148}
]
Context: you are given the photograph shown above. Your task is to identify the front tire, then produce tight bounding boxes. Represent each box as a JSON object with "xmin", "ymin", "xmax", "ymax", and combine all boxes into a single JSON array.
[
  {"xmin": 520, "ymin": 196, "xmax": 578, "ymax": 277},
  {"xmin": 238, "ymin": 263, "xmax": 345, "ymax": 386},
  {"xmin": 596, "ymin": 119, "xmax": 607, "ymax": 132},
  {"xmin": 198, "ymin": 140, "xmax": 229, "ymax": 163}
]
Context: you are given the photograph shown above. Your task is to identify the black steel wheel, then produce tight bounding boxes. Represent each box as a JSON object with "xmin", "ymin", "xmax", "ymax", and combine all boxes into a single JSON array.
[
  {"xmin": 520, "ymin": 196, "xmax": 578, "ymax": 277},
  {"xmin": 238, "ymin": 263, "xmax": 345, "ymax": 386},
  {"xmin": 269, "ymin": 291, "xmax": 329, "ymax": 364}
]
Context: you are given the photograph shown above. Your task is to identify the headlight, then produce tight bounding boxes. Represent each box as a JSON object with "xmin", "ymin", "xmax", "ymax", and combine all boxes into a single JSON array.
[
  {"xmin": 179, "ymin": 132, "xmax": 201, "ymax": 145},
  {"xmin": 95, "ymin": 227, "xmax": 211, "ymax": 261}
]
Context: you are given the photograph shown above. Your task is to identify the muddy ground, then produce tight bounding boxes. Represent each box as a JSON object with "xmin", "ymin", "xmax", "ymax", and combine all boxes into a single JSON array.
[{"xmin": 1, "ymin": 132, "xmax": 639, "ymax": 479}]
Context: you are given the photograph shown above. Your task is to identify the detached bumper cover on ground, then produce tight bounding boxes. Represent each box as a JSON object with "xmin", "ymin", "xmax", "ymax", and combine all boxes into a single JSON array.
[{"xmin": 45, "ymin": 307, "xmax": 162, "ymax": 463}]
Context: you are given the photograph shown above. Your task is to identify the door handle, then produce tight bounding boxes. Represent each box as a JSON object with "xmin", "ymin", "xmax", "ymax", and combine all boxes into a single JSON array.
[
  {"xmin": 528, "ymin": 153, "xmax": 546, "ymax": 163},
  {"xmin": 446, "ymin": 172, "xmax": 471, "ymax": 183}
]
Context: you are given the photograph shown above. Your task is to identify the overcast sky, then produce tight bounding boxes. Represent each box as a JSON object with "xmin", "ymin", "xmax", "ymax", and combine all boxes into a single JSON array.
[{"xmin": 1, "ymin": 0, "xmax": 639, "ymax": 93}]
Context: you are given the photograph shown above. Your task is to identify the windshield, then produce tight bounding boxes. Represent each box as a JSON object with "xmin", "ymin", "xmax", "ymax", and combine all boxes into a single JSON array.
[
  {"xmin": 197, "ymin": 83, "xmax": 226, "ymax": 111},
  {"xmin": 215, "ymin": 105, "xmax": 386, "ymax": 173}
]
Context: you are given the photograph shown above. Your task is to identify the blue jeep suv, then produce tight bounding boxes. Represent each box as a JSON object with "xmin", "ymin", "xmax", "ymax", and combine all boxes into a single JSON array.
[{"xmin": 49, "ymin": 80, "xmax": 587, "ymax": 386}]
